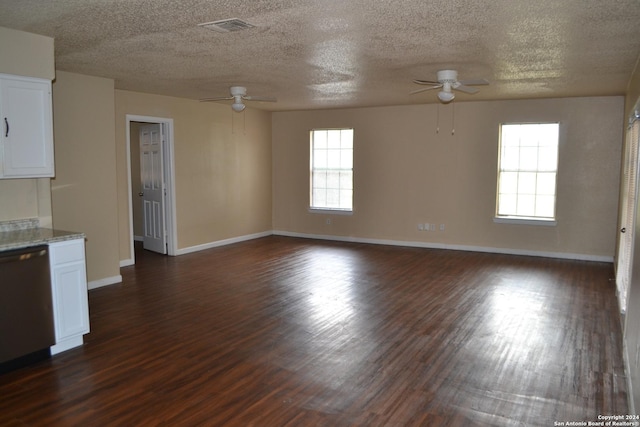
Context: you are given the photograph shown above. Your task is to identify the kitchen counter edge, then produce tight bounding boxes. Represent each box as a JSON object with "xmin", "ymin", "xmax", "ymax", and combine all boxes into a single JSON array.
[{"xmin": 0, "ymin": 228, "xmax": 86, "ymax": 252}]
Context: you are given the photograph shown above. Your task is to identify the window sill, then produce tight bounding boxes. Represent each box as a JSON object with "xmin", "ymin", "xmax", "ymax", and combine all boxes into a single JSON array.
[
  {"xmin": 493, "ymin": 216, "xmax": 557, "ymax": 226},
  {"xmin": 309, "ymin": 208, "xmax": 353, "ymax": 216}
]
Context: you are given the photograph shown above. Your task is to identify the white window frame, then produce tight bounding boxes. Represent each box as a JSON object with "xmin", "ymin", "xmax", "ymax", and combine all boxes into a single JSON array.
[
  {"xmin": 309, "ymin": 128, "xmax": 354, "ymax": 213},
  {"xmin": 494, "ymin": 122, "xmax": 560, "ymax": 225}
]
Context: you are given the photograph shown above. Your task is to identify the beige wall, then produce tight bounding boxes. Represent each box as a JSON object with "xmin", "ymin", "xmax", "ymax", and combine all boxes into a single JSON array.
[
  {"xmin": 115, "ymin": 90, "xmax": 273, "ymax": 261},
  {"xmin": 51, "ymin": 71, "xmax": 120, "ymax": 285},
  {"xmin": 0, "ymin": 27, "xmax": 54, "ymax": 226},
  {"xmin": 273, "ymin": 96, "xmax": 623, "ymax": 259},
  {"xmin": 0, "ymin": 26, "xmax": 55, "ymax": 80}
]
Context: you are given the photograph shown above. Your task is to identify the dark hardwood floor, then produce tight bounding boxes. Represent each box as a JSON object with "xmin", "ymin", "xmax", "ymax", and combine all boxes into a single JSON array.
[{"xmin": 0, "ymin": 236, "xmax": 628, "ymax": 426}]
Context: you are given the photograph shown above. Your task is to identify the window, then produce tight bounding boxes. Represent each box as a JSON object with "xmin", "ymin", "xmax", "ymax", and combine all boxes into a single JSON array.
[
  {"xmin": 496, "ymin": 123, "xmax": 559, "ymax": 222},
  {"xmin": 310, "ymin": 128, "xmax": 353, "ymax": 211}
]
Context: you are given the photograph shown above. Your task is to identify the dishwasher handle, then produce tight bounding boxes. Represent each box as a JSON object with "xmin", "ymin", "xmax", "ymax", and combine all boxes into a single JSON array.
[{"xmin": 0, "ymin": 247, "xmax": 48, "ymax": 264}]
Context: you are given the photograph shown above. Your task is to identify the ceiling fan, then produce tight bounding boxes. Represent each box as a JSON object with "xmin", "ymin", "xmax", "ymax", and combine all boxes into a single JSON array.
[
  {"xmin": 200, "ymin": 86, "xmax": 277, "ymax": 112},
  {"xmin": 411, "ymin": 70, "xmax": 489, "ymax": 103}
]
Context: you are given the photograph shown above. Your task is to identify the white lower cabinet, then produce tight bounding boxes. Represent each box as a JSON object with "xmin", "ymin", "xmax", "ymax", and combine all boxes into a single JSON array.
[{"xmin": 48, "ymin": 239, "xmax": 90, "ymax": 355}]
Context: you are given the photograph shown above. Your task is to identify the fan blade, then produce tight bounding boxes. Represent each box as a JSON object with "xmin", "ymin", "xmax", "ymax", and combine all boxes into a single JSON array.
[
  {"xmin": 410, "ymin": 85, "xmax": 441, "ymax": 95},
  {"xmin": 453, "ymin": 84, "xmax": 480, "ymax": 94},
  {"xmin": 458, "ymin": 78, "xmax": 489, "ymax": 86},
  {"xmin": 199, "ymin": 96, "xmax": 233, "ymax": 102},
  {"xmin": 243, "ymin": 95, "xmax": 277, "ymax": 102},
  {"xmin": 413, "ymin": 79, "xmax": 441, "ymax": 85}
]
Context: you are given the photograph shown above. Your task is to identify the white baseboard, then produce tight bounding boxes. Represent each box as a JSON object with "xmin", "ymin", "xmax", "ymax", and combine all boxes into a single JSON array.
[
  {"xmin": 88, "ymin": 275, "xmax": 122, "ymax": 290},
  {"xmin": 134, "ymin": 235, "xmax": 143, "ymax": 242},
  {"xmin": 175, "ymin": 231, "xmax": 273, "ymax": 256},
  {"xmin": 272, "ymin": 230, "xmax": 614, "ymax": 263},
  {"xmin": 123, "ymin": 229, "xmax": 613, "ymax": 264},
  {"xmin": 119, "ymin": 258, "xmax": 134, "ymax": 267}
]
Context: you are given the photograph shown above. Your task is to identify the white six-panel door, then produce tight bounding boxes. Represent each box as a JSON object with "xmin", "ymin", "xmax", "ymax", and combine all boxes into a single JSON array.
[{"xmin": 140, "ymin": 123, "xmax": 166, "ymax": 254}]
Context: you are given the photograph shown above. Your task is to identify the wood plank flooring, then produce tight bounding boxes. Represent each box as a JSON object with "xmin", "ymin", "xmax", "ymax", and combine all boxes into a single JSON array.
[{"xmin": 0, "ymin": 236, "xmax": 628, "ymax": 426}]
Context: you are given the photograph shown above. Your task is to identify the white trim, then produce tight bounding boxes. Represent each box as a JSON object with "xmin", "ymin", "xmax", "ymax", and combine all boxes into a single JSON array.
[
  {"xmin": 134, "ymin": 235, "xmax": 143, "ymax": 242},
  {"xmin": 124, "ymin": 118, "xmax": 135, "ymax": 265},
  {"xmin": 493, "ymin": 217, "xmax": 557, "ymax": 226},
  {"xmin": 272, "ymin": 230, "xmax": 613, "ymax": 262},
  {"xmin": 88, "ymin": 275, "xmax": 122, "ymax": 290},
  {"xmin": 175, "ymin": 231, "xmax": 272, "ymax": 255},
  {"xmin": 125, "ymin": 115, "xmax": 177, "ymax": 262},
  {"xmin": 119, "ymin": 258, "xmax": 134, "ymax": 268},
  {"xmin": 308, "ymin": 208, "xmax": 353, "ymax": 215},
  {"xmin": 50, "ymin": 336, "xmax": 84, "ymax": 355}
]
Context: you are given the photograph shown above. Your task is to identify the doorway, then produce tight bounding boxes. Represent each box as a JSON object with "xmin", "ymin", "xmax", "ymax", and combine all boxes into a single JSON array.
[{"xmin": 125, "ymin": 115, "xmax": 176, "ymax": 264}]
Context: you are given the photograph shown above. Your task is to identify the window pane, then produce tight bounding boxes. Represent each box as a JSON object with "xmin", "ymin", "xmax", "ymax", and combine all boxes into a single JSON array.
[
  {"xmin": 313, "ymin": 189, "xmax": 326, "ymax": 206},
  {"xmin": 501, "ymin": 146, "xmax": 520, "ymax": 170},
  {"xmin": 314, "ymin": 149, "xmax": 327, "ymax": 168},
  {"xmin": 535, "ymin": 195, "xmax": 555, "ymax": 217},
  {"xmin": 326, "ymin": 171, "xmax": 340, "ymax": 189},
  {"xmin": 501, "ymin": 125, "xmax": 520, "ymax": 147},
  {"xmin": 313, "ymin": 170, "xmax": 327, "ymax": 188},
  {"xmin": 326, "ymin": 188, "xmax": 340, "ymax": 206},
  {"xmin": 517, "ymin": 194, "xmax": 536, "ymax": 216},
  {"xmin": 340, "ymin": 171, "xmax": 353, "ymax": 190},
  {"xmin": 518, "ymin": 172, "xmax": 537, "ymax": 194},
  {"xmin": 538, "ymin": 124, "xmax": 559, "ymax": 145},
  {"xmin": 327, "ymin": 130, "xmax": 341, "ymax": 149},
  {"xmin": 340, "ymin": 190, "xmax": 353, "ymax": 209},
  {"xmin": 341, "ymin": 129, "xmax": 353, "ymax": 148},
  {"xmin": 538, "ymin": 146, "xmax": 558, "ymax": 170},
  {"xmin": 519, "ymin": 147, "xmax": 538, "ymax": 171},
  {"xmin": 520, "ymin": 131, "xmax": 538, "ymax": 147},
  {"xmin": 314, "ymin": 130, "xmax": 327, "ymax": 149},
  {"xmin": 499, "ymin": 172, "xmax": 518, "ymax": 194},
  {"xmin": 327, "ymin": 149, "xmax": 341, "ymax": 167},
  {"xmin": 341, "ymin": 149, "xmax": 353, "ymax": 169},
  {"xmin": 498, "ymin": 194, "xmax": 517, "ymax": 216},
  {"xmin": 536, "ymin": 173, "xmax": 556, "ymax": 195}
]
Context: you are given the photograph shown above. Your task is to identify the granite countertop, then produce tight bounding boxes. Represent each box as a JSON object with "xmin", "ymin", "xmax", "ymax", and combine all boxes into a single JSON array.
[{"xmin": 0, "ymin": 218, "xmax": 85, "ymax": 252}]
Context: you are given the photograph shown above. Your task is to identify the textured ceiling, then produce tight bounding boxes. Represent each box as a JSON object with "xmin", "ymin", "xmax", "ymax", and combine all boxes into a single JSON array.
[{"xmin": 0, "ymin": 0, "xmax": 639, "ymax": 111}]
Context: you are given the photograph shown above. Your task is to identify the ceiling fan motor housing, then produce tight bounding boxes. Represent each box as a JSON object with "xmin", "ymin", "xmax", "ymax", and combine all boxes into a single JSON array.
[
  {"xmin": 230, "ymin": 86, "xmax": 247, "ymax": 97},
  {"xmin": 437, "ymin": 70, "xmax": 458, "ymax": 84}
]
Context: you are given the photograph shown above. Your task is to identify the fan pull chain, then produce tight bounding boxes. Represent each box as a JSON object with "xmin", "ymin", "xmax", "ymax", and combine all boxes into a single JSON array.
[
  {"xmin": 451, "ymin": 103, "xmax": 455, "ymax": 135},
  {"xmin": 436, "ymin": 104, "xmax": 440, "ymax": 134}
]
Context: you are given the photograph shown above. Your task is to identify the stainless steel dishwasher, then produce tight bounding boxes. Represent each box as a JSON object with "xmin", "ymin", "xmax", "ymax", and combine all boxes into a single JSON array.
[{"xmin": 0, "ymin": 245, "xmax": 55, "ymax": 368}]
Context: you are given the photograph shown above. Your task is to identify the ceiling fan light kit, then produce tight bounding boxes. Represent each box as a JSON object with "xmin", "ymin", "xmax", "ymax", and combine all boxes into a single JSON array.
[
  {"xmin": 437, "ymin": 90, "xmax": 455, "ymax": 103},
  {"xmin": 231, "ymin": 102, "xmax": 246, "ymax": 112}
]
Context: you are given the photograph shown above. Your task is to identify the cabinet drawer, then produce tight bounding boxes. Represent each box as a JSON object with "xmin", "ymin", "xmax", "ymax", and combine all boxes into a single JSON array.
[{"xmin": 49, "ymin": 240, "xmax": 84, "ymax": 265}]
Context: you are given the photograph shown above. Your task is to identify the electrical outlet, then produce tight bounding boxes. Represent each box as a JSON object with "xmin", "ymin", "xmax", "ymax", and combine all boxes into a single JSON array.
[
  {"xmin": 440, "ymin": 224, "xmax": 445, "ymax": 231},
  {"xmin": 418, "ymin": 223, "xmax": 424, "ymax": 231},
  {"xmin": 430, "ymin": 224, "xmax": 436, "ymax": 231},
  {"xmin": 326, "ymin": 218, "xmax": 332, "ymax": 225}
]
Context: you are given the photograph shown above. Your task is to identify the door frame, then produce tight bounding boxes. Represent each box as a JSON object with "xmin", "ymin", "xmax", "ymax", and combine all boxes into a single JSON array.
[{"xmin": 125, "ymin": 115, "xmax": 177, "ymax": 262}]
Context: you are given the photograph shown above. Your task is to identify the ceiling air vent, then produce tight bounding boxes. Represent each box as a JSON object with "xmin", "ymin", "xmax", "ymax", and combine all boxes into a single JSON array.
[{"xmin": 198, "ymin": 18, "xmax": 255, "ymax": 33}]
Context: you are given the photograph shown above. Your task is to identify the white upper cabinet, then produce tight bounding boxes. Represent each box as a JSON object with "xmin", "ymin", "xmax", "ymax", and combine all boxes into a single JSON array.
[{"xmin": 0, "ymin": 74, "xmax": 54, "ymax": 178}]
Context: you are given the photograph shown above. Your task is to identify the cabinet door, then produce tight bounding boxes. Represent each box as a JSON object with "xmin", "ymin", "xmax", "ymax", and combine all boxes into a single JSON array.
[
  {"xmin": 51, "ymin": 262, "xmax": 90, "ymax": 340},
  {"xmin": 49, "ymin": 240, "xmax": 90, "ymax": 348},
  {"xmin": 0, "ymin": 74, "xmax": 54, "ymax": 178}
]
